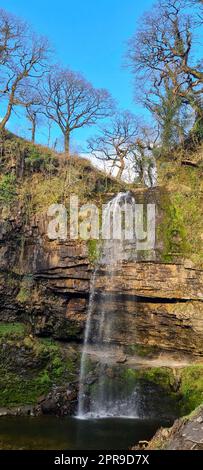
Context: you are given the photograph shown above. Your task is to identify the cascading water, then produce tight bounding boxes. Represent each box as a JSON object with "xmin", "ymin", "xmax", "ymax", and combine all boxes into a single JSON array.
[{"xmin": 77, "ymin": 192, "xmax": 140, "ymax": 419}]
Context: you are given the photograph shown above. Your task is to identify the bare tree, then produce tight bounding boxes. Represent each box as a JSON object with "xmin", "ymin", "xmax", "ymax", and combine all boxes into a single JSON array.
[
  {"xmin": 0, "ymin": 9, "xmax": 23, "ymax": 66},
  {"xmin": 25, "ymin": 103, "xmax": 42, "ymax": 142},
  {"xmin": 47, "ymin": 119, "xmax": 52, "ymax": 147},
  {"xmin": 41, "ymin": 67, "xmax": 114, "ymax": 156},
  {"xmin": 88, "ymin": 111, "xmax": 142, "ymax": 180},
  {"xmin": 23, "ymin": 86, "xmax": 45, "ymax": 143},
  {"xmin": 0, "ymin": 9, "xmax": 50, "ymax": 137},
  {"xmin": 127, "ymin": 0, "xmax": 203, "ymax": 140}
]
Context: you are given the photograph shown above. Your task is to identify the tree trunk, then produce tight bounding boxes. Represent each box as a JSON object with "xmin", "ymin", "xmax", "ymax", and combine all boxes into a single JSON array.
[
  {"xmin": 64, "ymin": 131, "xmax": 70, "ymax": 158},
  {"xmin": 0, "ymin": 127, "xmax": 5, "ymax": 159},
  {"xmin": 0, "ymin": 70, "xmax": 26, "ymax": 135},
  {"xmin": 191, "ymin": 100, "xmax": 203, "ymax": 142},
  {"xmin": 47, "ymin": 122, "xmax": 52, "ymax": 147},
  {"xmin": 0, "ymin": 100, "xmax": 13, "ymax": 135},
  {"xmin": 139, "ymin": 162, "xmax": 145, "ymax": 185},
  {"xmin": 32, "ymin": 120, "xmax": 36, "ymax": 143},
  {"xmin": 0, "ymin": 81, "xmax": 18, "ymax": 134},
  {"xmin": 117, "ymin": 156, "xmax": 125, "ymax": 180}
]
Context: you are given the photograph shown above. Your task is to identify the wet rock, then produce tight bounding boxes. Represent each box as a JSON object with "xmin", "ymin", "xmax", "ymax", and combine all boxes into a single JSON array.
[
  {"xmin": 41, "ymin": 399, "xmax": 58, "ymax": 415},
  {"xmin": 117, "ymin": 356, "xmax": 127, "ymax": 364},
  {"xmin": 141, "ymin": 405, "xmax": 203, "ymax": 450},
  {"xmin": 85, "ymin": 375, "xmax": 96, "ymax": 386},
  {"xmin": 0, "ymin": 408, "xmax": 9, "ymax": 417},
  {"xmin": 0, "ymin": 406, "xmax": 35, "ymax": 417},
  {"xmin": 40, "ymin": 385, "xmax": 78, "ymax": 416}
]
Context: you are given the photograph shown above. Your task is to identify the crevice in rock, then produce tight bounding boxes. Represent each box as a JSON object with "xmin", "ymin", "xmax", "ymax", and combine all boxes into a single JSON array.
[{"xmin": 93, "ymin": 292, "xmax": 199, "ymax": 304}]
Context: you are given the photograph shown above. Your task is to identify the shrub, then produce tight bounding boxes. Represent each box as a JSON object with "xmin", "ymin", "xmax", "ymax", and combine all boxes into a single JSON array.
[{"xmin": 0, "ymin": 174, "xmax": 16, "ymax": 205}]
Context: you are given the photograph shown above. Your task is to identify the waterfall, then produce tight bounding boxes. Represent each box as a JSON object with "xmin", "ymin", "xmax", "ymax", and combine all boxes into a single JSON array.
[{"xmin": 77, "ymin": 192, "xmax": 140, "ymax": 419}]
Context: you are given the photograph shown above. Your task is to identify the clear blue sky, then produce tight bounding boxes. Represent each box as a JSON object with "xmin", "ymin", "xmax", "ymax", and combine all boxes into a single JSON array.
[{"xmin": 2, "ymin": 0, "xmax": 155, "ymax": 151}]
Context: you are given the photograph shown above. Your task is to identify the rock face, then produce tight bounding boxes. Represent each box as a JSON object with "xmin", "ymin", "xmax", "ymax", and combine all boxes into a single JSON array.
[
  {"xmin": 0, "ymin": 208, "xmax": 91, "ymax": 340},
  {"xmin": 0, "ymin": 200, "xmax": 203, "ymax": 357},
  {"xmin": 143, "ymin": 406, "xmax": 203, "ymax": 450},
  {"xmin": 94, "ymin": 262, "xmax": 203, "ymax": 356},
  {"xmin": 96, "ymin": 261, "xmax": 203, "ymax": 300}
]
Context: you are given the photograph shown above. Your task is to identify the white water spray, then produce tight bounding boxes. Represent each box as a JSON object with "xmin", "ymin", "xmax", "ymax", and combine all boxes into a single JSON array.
[{"xmin": 77, "ymin": 192, "xmax": 140, "ymax": 419}]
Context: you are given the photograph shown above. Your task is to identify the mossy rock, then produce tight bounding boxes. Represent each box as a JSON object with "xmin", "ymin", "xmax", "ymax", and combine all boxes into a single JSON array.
[
  {"xmin": 158, "ymin": 164, "xmax": 203, "ymax": 266},
  {"xmin": 179, "ymin": 366, "xmax": 203, "ymax": 414},
  {"xmin": 0, "ymin": 326, "xmax": 79, "ymax": 407}
]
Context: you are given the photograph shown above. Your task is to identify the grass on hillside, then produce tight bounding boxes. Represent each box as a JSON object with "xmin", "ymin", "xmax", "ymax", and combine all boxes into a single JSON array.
[{"xmin": 0, "ymin": 132, "xmax": 128, "ymax": 214}]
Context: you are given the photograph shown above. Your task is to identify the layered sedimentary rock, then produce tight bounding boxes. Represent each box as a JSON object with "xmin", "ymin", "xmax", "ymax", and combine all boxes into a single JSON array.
[
  {"xmin": 0, "ymin": 199, "xmax": 203, "ymax": 356},
  {"xmin": 93, "ymin": 262, "xmax": 203, "ymax": 356}
]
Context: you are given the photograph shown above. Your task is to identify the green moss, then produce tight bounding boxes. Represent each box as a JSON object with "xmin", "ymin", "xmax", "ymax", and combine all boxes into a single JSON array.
[
  {"xmin": 0, "ymin": 370, "xmax": 52, "ymax": 406},
  {"xmin": 16, "ymin": 287, "xmax": 30, "ymax": 303},
  {"xmin": 16, "ymin": 276, "xmax": 34, "ymax": 303},
  {"xmin": 158, "ymin": 194, "xmax": 190, "ymax": 262},
  {"xmin": 0, "ymin": 322, "xmax": 26, "ymax": 338},
  {"xmin": 158, "ymin": 164, "xmax": 203, "ymax": 266},
  {"xmin": 125, "ymin": 343, "xmax": 160, "ymax": 357},
  {"xmin": 121, "ymin": 367, "xmax": 175, "ymax": 392},
  {"xmin": 140, "ymin": 368, "xmax": 175, "ymax": 389},
  {"xmin": 180, "ymin": 366, "xmax": 203, "ymax": 414},
  {"xmin": 6, "ymin": 273, "xmax": 19, "ymax": 289},
  {"xmin": 122, "ymin": 365, "xmax": 203, "ymax": 416},
  {"xmin": 0, "ymin": 174, "xmax": 17, "ymax": 205},
  {"xmin": 87, "ymin": 239, "xmax": 99, "ymax": 263},
  {"xmin": 0, "ymin": 331, "xmax": 78, "ymax": 407},
  {"xmin": 52, "ymin": 356, "xmax": 62, "ymax": 368},
  {"xmin": 186, "ymin": 403, "xmax": 203, "ymax": 420},
  {"xmin": 64, "ymin": 355, "xmax": 77, "ymax": 375},
  {"xmin": 53, "ymin": 319, "xmax": 81, "ymax": 340},
  {"xmin": 39, "ymin": 337, "xmax": 60, "ymax": 350}
]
